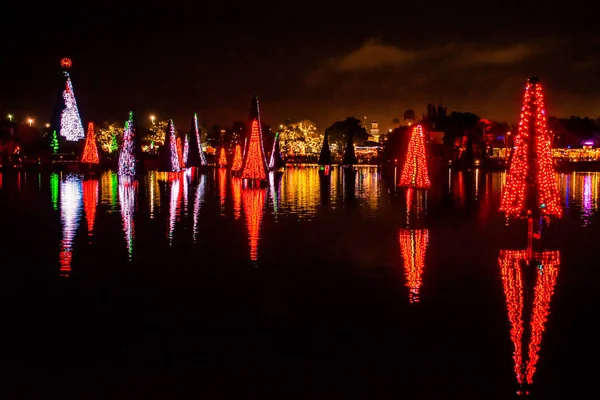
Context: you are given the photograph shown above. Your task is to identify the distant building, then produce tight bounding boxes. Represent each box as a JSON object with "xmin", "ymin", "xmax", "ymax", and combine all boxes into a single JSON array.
[{"xmin": 370, "ymin": 121, "xmax": 380, "ymax": 143}]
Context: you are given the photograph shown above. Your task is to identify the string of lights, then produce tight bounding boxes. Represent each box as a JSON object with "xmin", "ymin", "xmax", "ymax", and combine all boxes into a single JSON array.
[{"xmin": 399, "ymin": 124, "xmax": 431, "ymax": 189}]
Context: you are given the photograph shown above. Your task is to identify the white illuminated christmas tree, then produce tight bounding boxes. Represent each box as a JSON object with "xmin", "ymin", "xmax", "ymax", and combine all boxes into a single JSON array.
[{"xmin": 60, "ymin": 72, "xmax": 85, "ymax": 141}]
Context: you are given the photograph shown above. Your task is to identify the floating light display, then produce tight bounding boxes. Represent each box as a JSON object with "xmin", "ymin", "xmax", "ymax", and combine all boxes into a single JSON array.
[
  {"xmin": 59, "ymin": 174, "xmax": 83, "ymax": 277},
  {"xmin": 399, "ymin": 124, "xmax": 431, "ymax": 189},
  {"xmin": 187, "ymin": 113, "xmax": 208, "ymax": 167},
  {"xmin": 241, "ymin": 97, "xmax": 268, "ymax": 181},
  {"xmin": 498, "ymin": 249, "xmax": 560, "ymax": 395},
  {"xmin": 118, "ymin": 121, "xmax": 136, "ymax": 176},
  {"xmin": 118, "ymin": 177, "xmax": 137, "ymax": 260},
  {"xmin": 193, "ymin": 174, "xmax": 206, "ymax": 243},
  {"xmin": 183, "ymin": 134, "xmax": 189, "ymax": 167},
  {"xmin": 268, "ymin": 132, "xmax": 283, "ymax": 171},
  {"xmin": 231, "ymin": 144, "xmax": 243, "ymax": 172},
  {"xmin": 60, "ymin": 75, "xmax": 85, "ymax": 141},
  {"xmin": 50, "ymin": 130, "xmax": 59, "ymax": 154},
  {"xmin": 82, "ymin": 179, "xmax": 98, "ymax": 237},
  {"xmin": 500, "ymin": 77, "xmax": 561, "ymax": 218},
  {"xmin": 60, "ymin": 57, "xmax": 72, "ymax": 69},
  {"xmin": 81, "ymin": 122, "xmax": 99, "ymax": 164},
  {"xmin": 242, "ymin": 187, "xmax": 266, "ymax": 261},
  {"xmin": 218, "ymin": 147, "xmax": 228, "ymax": 167},
  {"xmin": 160, "ymin": 119, "xmax": 181, "ymax": 172},
  {"xmin": 399, "ymin": 229, "xmax": 429, "ymax": 303}
]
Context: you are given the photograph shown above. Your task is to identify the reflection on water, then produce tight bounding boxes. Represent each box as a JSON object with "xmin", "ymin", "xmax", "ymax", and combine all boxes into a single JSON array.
[
  {"xmin": 499, "ymin": 249, "xmax": 560, "ymax": 396},
  {"xmin": 232, "ymin": 177, "xmax": 242, "ymax": 220},
  {"xmin": 146, "ymin": 170, "xmax": 160, "ymax": 219},
  {"xmin": 193, "ymin": 174, "xmax": 207, "ymax": 243},
  {"xmin": 399, "ymin": 229, "xmax": 429, "ymax": 303},
  {"xmin": 268, "ymin": 171, "xmax": 281, "ymax": 217},
  {"xmin": 82, "ymin": 178, "xmax": 98, "ymax": 238},
  {"xmin": 219, "ymin": 168, "xmax": 227, "ymax": 216},
  {"xmin": 100, "ymin": 171, "xmax": 119, "ymax": 211},
  {"xmin": 183, "ymin": 168, "xmax": 192, "ymax": 217},
  {"xmin": 168, "ymin": 173, "xmax": 183, "ymax": 246},
  {"xmin": 242, "ymin": 187, "xmax": 266, "ymax": 262},
  {"xmin": 557, "ymin": 172, "xmax": 599, "ymax": 226},
  {"xmin": 59, "ymin": 174, "xmax": 83, "ymax": 277},
  {"xmin": 50, "ymin": 172, "xmax": 59, "ymax": 211},
  {"xmin": 280, "ymin": 166, "xmax": 322, "ymax": 220},
  {"xmin": 118, "ymin": 177, "xmax": 137, "ymax": 260}
]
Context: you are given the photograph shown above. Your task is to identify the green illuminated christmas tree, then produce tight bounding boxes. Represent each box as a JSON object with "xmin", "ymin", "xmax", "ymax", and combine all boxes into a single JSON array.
[{"xmin": 51, "ymin": 130, "xmax": 59, "ymax": 154}]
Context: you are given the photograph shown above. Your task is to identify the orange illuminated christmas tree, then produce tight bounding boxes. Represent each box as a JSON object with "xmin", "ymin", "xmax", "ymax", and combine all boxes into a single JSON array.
[
  {"xmin": 498, "ymin": 249, "xmax": 559, "ymax": 396},
  {"xmin": 241, "ymin": 96, "xmax": 268, "ymax": 182},
  {"xmin": 500, "ymin": 77, "xmax": 561, "ymax": 219},
  {"xmin": 81, "ymin": 122, "xmax": 99, "ymax": 164},
  {"xmin": 218, "ymin": 147, "xmax": 228, "ymax": 167},
  {"xmin": 399, "ymin": 124, "xmax": 431, "ymax": 189},
  {"xmin": 231, "ymin": 143, "xmax": 243, "ymax": 172}
]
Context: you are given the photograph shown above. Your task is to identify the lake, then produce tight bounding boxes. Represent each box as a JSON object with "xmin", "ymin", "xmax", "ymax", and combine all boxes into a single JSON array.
[{"xmin": 0, "ymin": 166, "xmax": 598, "ymax": 399}]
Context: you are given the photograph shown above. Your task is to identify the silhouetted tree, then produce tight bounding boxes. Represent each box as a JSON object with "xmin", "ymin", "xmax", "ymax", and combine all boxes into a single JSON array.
[{"xmin": 325, "ymin": 117, "xmax": 369, "ymax": 152}]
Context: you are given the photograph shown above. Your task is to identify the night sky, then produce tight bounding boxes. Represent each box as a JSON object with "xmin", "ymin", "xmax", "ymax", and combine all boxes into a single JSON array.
[{"xmin": 1, "ymin": 1, "xmax": 598, "ymax": 131}]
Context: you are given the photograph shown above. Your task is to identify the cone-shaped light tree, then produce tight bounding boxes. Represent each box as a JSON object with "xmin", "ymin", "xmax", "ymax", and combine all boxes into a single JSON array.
[
  {"xmin": 50, "ymin": 130, "xmax": 60, "ymax": 154},
  {"xmin": 231, "ymin": 143, "xmax": 243, "ymax": 172},
  {"xmin": 241, "ymin": 96, "xmax": 268, "ymax": 181},
  {"xmin": 160, "ymin": 119, "xmax": 181, "ymax": 172},
  {"xmin": 58, "ymin": 59, "xmax": 85, "ymax": 141},
  {"xmin": 118, "ymin": 120, "xmax": 136, "ymax": 176},
  {"xmin": 187, "ymin": 113, "xmax": 208, "ymax": 167},
  {"xmin": 218, "ymin": 146, "xmax": 228, "ymax": 167},
  {"xmin": 318, "ymin": 131, "xmax": 332, "ymax": 165},
  {"xmin": 500, "ymin": 77, "xmax": 561, "ymax": 219},
  {"xmin": 268, "ymin": 132, "xmax": 284, "ymax": 171},
  {"xmin": 399, "ymin": 124, "xmax": 431, "ymax": 189},
  {"xmin": 81, "ymin": 122, "xmax": 99, "ymax": 164}
]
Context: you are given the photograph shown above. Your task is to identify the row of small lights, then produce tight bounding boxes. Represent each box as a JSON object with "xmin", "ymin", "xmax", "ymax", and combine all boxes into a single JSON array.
[{"xmin": 6, "ymin": 114, "xmax": 51, "ymax": 128}]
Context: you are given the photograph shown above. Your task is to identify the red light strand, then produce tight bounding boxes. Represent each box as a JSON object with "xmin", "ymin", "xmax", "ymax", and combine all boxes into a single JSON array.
[
  {"xmin": 81, "ymin": 122, "xmax": 100, "ymax": 164},
  {"xmin": 241, "ymin": 119, "xmax": 267, "ymax": 181},
  {"xmin": 399, "ymin": 124, "xmax": 431, "ymax": 189}
]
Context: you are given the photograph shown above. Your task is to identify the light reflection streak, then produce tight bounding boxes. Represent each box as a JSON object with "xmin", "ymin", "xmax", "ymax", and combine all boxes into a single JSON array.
[
  {"xmin": 219, "ymin": 167, "xmax": 227, "ymax": 216},
  {"xmin": 147, "ymin": 170, "xmax": 160, "ymax": 219},
  {"xmin": 193, "ymin": 174, "xmax": 207, "ymax": 243},
  {"xmin": 399, "ymin": 229, "xmax": 429, "ymax": 303},
  {"xmin": 118, "ymin": 177, "xmax": 137, "ymax": 260},
  {"xmin": 100, "ymin": 171, "xmax": 119, "ymax": 211},
  {"xmin": 50, "ymin": 172, "xmax": 59, "ymax": 211},
  {"xmin": 82, "ymin": 178, "xmax": 98, "ymax": 238},
  {"xmin": 242, "ymin": 187, "xmax": 266, "ymax": 262},
  {"xmin": 59, "ymin": 174, "xmax": 83, "ymax": 277},
  {"xmin": 168, "ymin": 173, "xmax": 182, "ymax": 246},
  {"xmin": 232, "ymin": 176, "xmax": 242, "ymax": 220},
  {"xmin": 498, "ymin": 250, "xmax": 560, "ymax": 395}
]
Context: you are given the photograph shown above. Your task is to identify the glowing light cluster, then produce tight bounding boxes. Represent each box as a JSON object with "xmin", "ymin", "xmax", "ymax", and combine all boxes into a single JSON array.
[
  {"xmin": 243, "ymin": 188, "xmax": 266, "ymax": 261},
  {"xmin": 118, "ymin": 177, "xmax": 137, "ymax": 260},
  {"xmin": 176, "ymin": 137, "xmax": 186, "ymax": 169},
  {"xmin": 399, "ymin": 229, "xmax": 429, "ymax": 303},
  {"xmin": 232, "ymin": 177, "xmax": 242, "ymax": 220},
  {"xmin": 218, "ymin": 147, "xmax": 228, "ymax": 167},
  {"xmin": 82, "ymin": 179, "xmax": 98, "ymax": 237},
  {"xmin": 60, "ymin": 57, "xmax": 72, "ymax": 69},
  {"xmin": 268, "ymin": 132, "xmax": 283, "ymax": 170},
  {"xmin": 231, "ymin": 144, "xmax": 243, "ymax": 171},
  {"xmin": 51, "ymin": 130, "xmax": 59, "ymax": 154},
  {"xmin": 183, "ymin": 134, "xmax": 189, "ymax": 166},
  {"xmin": 241, "ymin": 119, "xmax": 267, "ymax": 180},
  {"xmin": 187, "ymin": 113, "xmax": 208, "ymax": 167},
  {"xmin": 399, "ymin": 124, "xmax": 431, "ymax": 189},
  {"xmin": 500, "ymin": 78, "xmax": 562, "ymax": 218},
  {"xmin": 219, "ymin": 167, "xmax": 227, "ymax": 214},
  {"xmin": 118, "ymin": 121, "xmax": 136, "ymax": 176},
  {"xmin": 60, "ymin": 174, "xmax": 83, "ymax": 277},
  {"xmin": 161, "ymin": 119, "xmax": 181, "ymax": 172},
  {"xmin": 81, "ymin": 122, "xmax": 100, "ymax": 164},
  {"xmin": 499, "ymin": 250, "xmax": 560, "ymax": 393},
  {"xmin": 60, "ymin": 76, "xmax": 85, "ymax": 141}
]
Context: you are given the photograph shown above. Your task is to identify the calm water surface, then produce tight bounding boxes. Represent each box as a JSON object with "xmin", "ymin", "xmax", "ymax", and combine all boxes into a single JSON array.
[{"xmin": 0, "ymin": 166, "xmax": 599, "ymax": 399}]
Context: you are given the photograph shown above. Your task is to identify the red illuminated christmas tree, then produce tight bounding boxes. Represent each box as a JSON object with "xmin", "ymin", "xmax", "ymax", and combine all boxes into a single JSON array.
[
  {"xmin": 241, "ymin": 96, "xmax": 268, "ymax": 182},
  {"xmin": 218, "ymin": 147, "xmax": 228, "ymax": 167},
  {"xmin": 500, "ymin": 77, "xmax": 561, "ymax": 219},
  {"xmin": 231, "ymin": 143, "xmax": 243, "ymax": 172},
  {"xmin": 399, "ymin": 124, "xmax": 431, "ymax": 189},
  {"xmin": 81, "ymin": 122, "xmax": 99, "ymax": 164}
]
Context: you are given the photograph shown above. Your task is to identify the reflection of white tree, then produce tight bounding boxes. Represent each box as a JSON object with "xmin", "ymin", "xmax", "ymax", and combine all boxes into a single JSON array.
[{"xmin": 279, "ymin": 120, "xmax": 322, "ymax": 155}]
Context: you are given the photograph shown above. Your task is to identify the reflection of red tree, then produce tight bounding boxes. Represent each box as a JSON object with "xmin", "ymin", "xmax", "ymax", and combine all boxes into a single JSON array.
[
  {"xmin": 399, "ymin": 229, "xmax": 429, "ymax": 303},
  {"xmin": 219, "ymin": 168, "xmax": 227, "ymax": 213},
  {"xmin": 232, "ymin": 177, "xmax": 242, "ymax": 220},
  {"xmin": 498, "ymin": 250, "xmax": 560, "ymax": 394},
  {"xmin": 82, "ymin": 179, "xmax": 98, "ymax": 237},
  {"xmin": 242, "ymin": 188, "xmax": 266, "ymax": 261}
]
